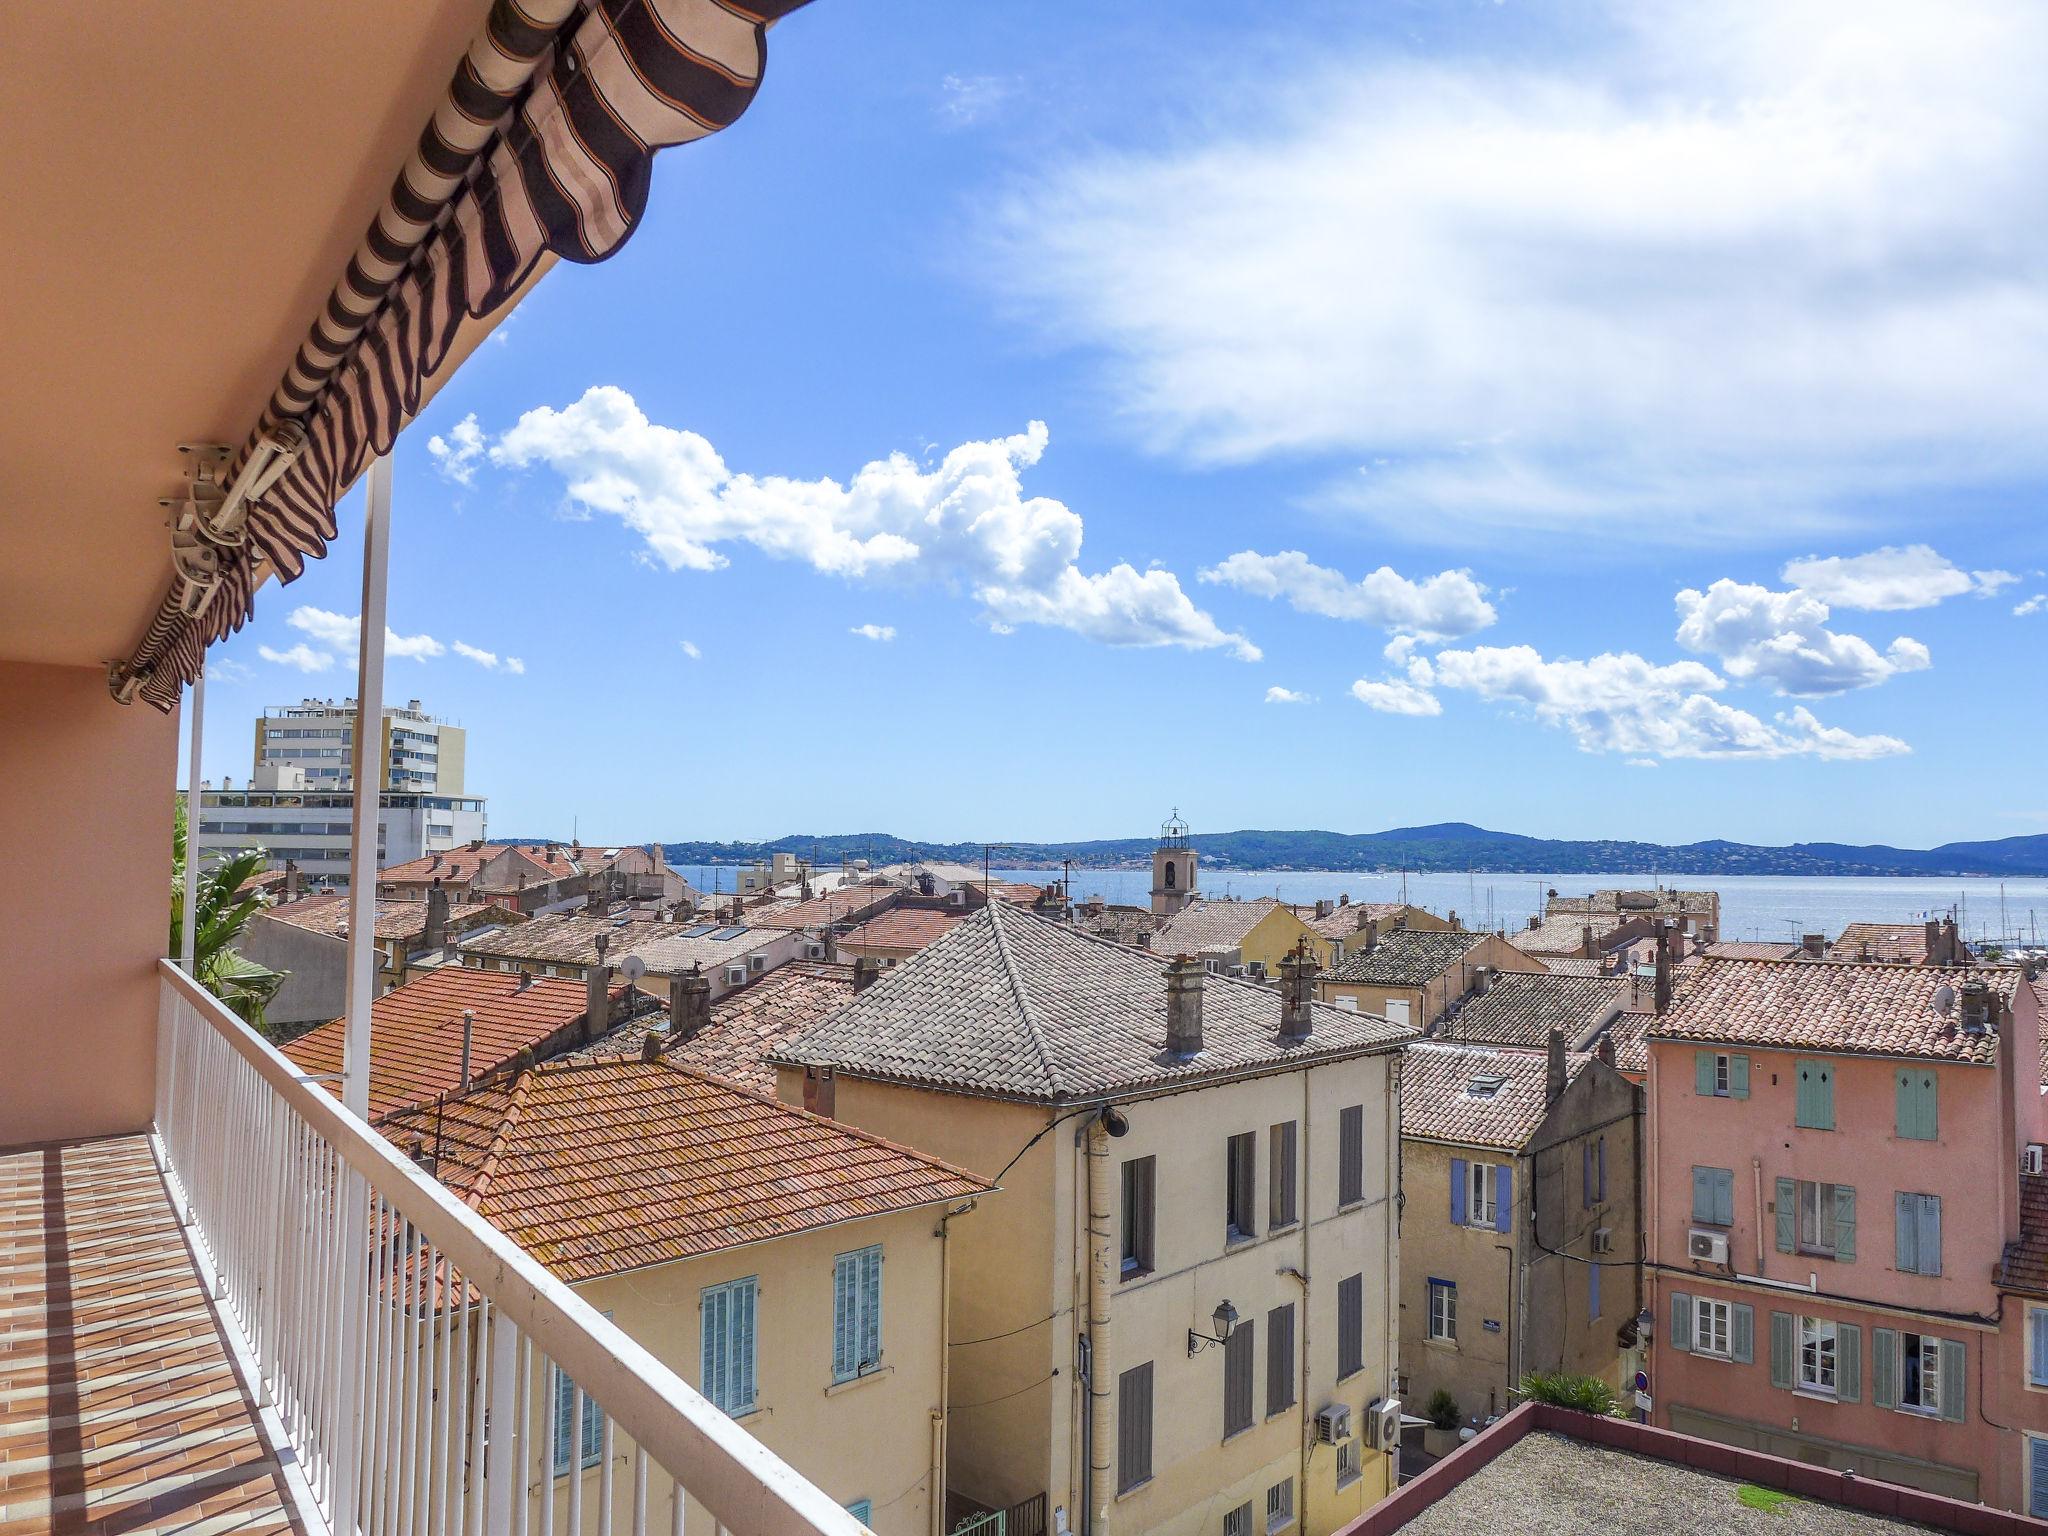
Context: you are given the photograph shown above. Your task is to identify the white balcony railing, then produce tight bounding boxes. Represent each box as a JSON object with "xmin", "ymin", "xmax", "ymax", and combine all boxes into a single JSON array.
[{"xmin": 154, "ymin": 960, "xmax": 866, "ymax": 1536}]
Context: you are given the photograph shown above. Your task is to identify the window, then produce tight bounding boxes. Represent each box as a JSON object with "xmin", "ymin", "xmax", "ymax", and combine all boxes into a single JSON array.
[
  {"xmin": 1895, "ymin": 1193, "xmax": 1943, "ymax": 1276},
  {"xmin": 1691, "ymin": 1166, "xmax": 1735, "ymax": 1227},
  {"xmin": 1226, "ymin": 1132, "xmax": 1258, "ymax": 1242},
  {"xmin": 2030, "ymin": 1307, "xmax": 2048, "ymax": 1389},
  {"xmin": 1269, "ymin": 1122, "xmax": 1299, "ymax": 1228},
  {"xmin": 1223, "ymin": 1317, "xmax": 1256, "ymax": 1438},
  {"xmin": 1164, "ymin": 860, "xmax": 1176, "ymax": 889},
  {"xmin": 846, "ymin": 1501, "xmax": 873, "ymax": 1528},
  {"xmin": 1465, "ymin": 1160, "xmax": 1499, "ymax": 1228},
  {"xmin": 1118, "ymin": 1362, "xmax": 1154, "ymax": 1494},
  {"xmin": 1267, "ymin": 1304, "xmax": 1296, "ymax": 1416},
  {"xmin": 1266, "ymin": 1477, "xmax": 1295, "ymax": 1534},
  {"xmin": 1384, "ymin": 998, "xmax": 1412, "ymax": 1027},
  {"xmin": 1695, "ymin": 1050, "xmax": 1749, "ymax": 1098},
  {"xmin": 1794, "ymin": 1058, "xmax": 1835, "ymax": 1130},
  {"xmin": 1582, "ymin": 1136, "xmax": 1607, "ymax": 1207},
  {"xmin": 1337, "ymin": 1273, "xmax": 1364, "ymax": 1379},
  {"xmin": 1900, "ymin": 1331, "xmax": 1943, "ymax": 1414},
  {"xmin": 1789, "ymin": 1180, "xmax": 1855, "ymax": 1261},
  {"xmin": 832, "ymin": 1245, "xmax": 883, "ymax": 1383},
  {"xmin": 551, "ymin": 1362, "xmax": 604, "ymax": 1474},
  {"xmin": 1696, "ymin": 1298, "xmax": 1732, "ymax": 1358},
  {"xmin": 1875, "ymin": 1328, "xmax": 1962, "ymax": 1419},
  {"xmin": 1895, "ymin": 1068, "xmax": 1939, "ymax": 1141},
  {"xmin": 1224, "ymin": 1502, "xmax": 1254, "ymax": 1536},
  {"xmin": 701, "ymin": 1276, "xmax": 758, "ymax": 1416},
  {"xmin": 1671, "ymin": 1292, "xmax": 1753, "ymax": 1363},
  {"xmin": 1428, "ymin": 1279, "xmax": 1457, "ymax": 1342},
  {"xmin": 1799, "ymin": 1316, "xmax": 1838, "ymax": 1395},
  {"xmin": 1338, "ymin": 1105, "xmax": 1365, "ymax": 1207},
  {"xmin": 1335, "ymin": 1440, "xmax": 1362, "ymax": 1489},
  {"xmin": 1122, "ymin": 1157, "xmax": 1156, "ymax": 1277}
]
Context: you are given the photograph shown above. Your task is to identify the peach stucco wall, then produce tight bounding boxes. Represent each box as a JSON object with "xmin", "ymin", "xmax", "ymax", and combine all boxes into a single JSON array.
[{"xmin": 0, "ymin": 660, "xmax": 176, "ymax": 1146}]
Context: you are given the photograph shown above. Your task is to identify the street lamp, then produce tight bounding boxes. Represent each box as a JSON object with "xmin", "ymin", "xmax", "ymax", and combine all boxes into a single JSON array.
[{"xmin": 1188, "ymin": 1300, "xmax": 1239, "ymax": 1356}]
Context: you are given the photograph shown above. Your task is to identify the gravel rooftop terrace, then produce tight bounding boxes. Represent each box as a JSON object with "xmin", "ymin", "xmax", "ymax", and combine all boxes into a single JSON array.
[{"xmin": 1390, "ymin": 1432, "xmax": 1940, "ymax": 1536}]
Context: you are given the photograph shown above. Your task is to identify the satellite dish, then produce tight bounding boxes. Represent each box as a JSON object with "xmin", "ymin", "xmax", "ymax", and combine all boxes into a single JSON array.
[
  {"xmin": 620, "ymin": 954, "xmax": 648, "ymax": 983},
  {"xmin": 1931, "ymin": 982, "xmax": 1956, "ymax": 1016}
]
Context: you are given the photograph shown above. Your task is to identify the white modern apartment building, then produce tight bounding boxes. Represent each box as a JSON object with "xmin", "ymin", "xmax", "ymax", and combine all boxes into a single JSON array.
[
  {"xmin": 197, "ymin": 763, "xmax": 487, "ymax": 888},
  {"xmin": 254, "ymin": 696, "xmax": 466, "ymax": 792}
]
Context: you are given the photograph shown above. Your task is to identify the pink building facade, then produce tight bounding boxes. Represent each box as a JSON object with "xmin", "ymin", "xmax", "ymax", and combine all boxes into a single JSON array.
[{"xmin": 1645, "ymin": 959, "xmax": 2048, "ymax": 1512}]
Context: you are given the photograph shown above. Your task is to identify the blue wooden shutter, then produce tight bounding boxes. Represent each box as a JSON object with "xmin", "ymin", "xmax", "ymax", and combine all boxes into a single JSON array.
[
  {"xmin": 1920, "ymin": 1197, "xmax": 1942, "ymax": 1276},
  {"xmin": 1731, "ymin": 1304, "xmax": 1754, "ymax": 1365},
  {"xmin": 2032, "ymin": 1310, "xmax": 2048, "ymax": 1387},
  {"xmin": 1872, "ymin": 1328, "xmax": 1898, "ymax": 1408},
  {"xmin": 1450, "ymin": 1158, "xmax": 1467, "ymax": 1225},
  {"xmin": 2031, "ymin": 1438, "xmax": 2048, "ymax": 1519},
  {"xmin": 1895, "ymin": 1193, "xmax": 1918, "ymax": 1273},
  {"xmin": 1939, "ymin": 1338, "xmax": 1965, "ymax": 1423},
  {"xmin": 1494, "ymin": 1165, "xmax": 1513, "ymax": 1233},
  {"xmin": 847, "ymin": 1500, "xmax": 874, "ymax": 1528},
  {"xmin": 1670, "ymin": 1291, "xmax": 1691, "ymax": 1352},
  {"xmin": 1716, "ymin": 1169, "xmax": 1735, "ymax": 1228},
  {"xmin": 736, "ymin": 1278, "xmax": 757, "ymax": 1412},
  {"xmin": 1834, "ymin": 1185, "xmax": 1856, "ymax": 1263},
  {"xmin": 859, "ymin": 1247, "xmax": 883, "ymax": 1371},
  {"xmin": 702, "ymin": 1284, "xmax": 728, "ymax": 1411},
  {"xmin": 1776, "ymin": 1177, "xmax": 1796, "ymax": 1252},
  {"xmin": 1695, "ymin": 1052, "xmax": 1716, "ymax": 1095},
  {"xmin": 1597, "ymin": 1136, "xmax": 1608, "ymax": 1201},
  {"xmin": 1729, "ymin": 1054, "xmax": 1750, "ymax": 1099},
  {"xmin": 1837, "ymin": 1323, "xmax": 1862, "ymax": 1403},
  {"xmin": 1768, "ymin": 1311, "xmax": 1793, "ymax": 1389},
  {"xmin": 833, "ymin": 1252, "xmax": 858, "ymax": 1381},
  {"xmin": 554, "ymin": 1365, "xmax": 574, "ymax": 1472},
  {"xmin": 1693, "ymin": 1167, "xmax": 1713, "ymax": 1224}
]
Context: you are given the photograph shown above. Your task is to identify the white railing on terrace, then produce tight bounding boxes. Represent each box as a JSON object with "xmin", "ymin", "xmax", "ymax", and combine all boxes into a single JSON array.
[{"xmin": 154, "ymin": 960, "xmax": 867, "ymax": 1536}]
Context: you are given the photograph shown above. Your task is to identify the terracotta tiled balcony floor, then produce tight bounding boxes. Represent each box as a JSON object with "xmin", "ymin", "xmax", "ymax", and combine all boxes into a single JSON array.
[{"xmin": 0, "ymin": 1136, "xmax": 306, "ymax": 1534}]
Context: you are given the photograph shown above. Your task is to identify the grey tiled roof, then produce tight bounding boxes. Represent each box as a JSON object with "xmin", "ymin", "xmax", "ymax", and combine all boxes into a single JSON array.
[
  {"xmin": 1402, "ymin": 1043, "xmax": 1588, "ymax": 1150},
  {"xmin": 1324, "ymin": 928, "xmax": 1483, "ymax": 986},
  {"xmin": 1442, "ymin": 973, "xmax": 1627, "ymax": 1052},
  {"xmin": 773, "ymin": 903, "xmax": 1415, "ymax": 1101},
  {"xmin": 1154, "ymin": 898, "xmax": 1288, "ymax": 954}
]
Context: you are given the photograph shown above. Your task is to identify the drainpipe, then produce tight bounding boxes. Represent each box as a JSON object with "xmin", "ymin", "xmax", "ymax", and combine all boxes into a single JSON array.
[
  {"xmin": 1297, "ymin": 1066, "xmax": 1313, "ymax": 1515},
  {"xmin": 1085, "ymin": 1116, "xmax": 1115, "ymax": 1536},
  {"xmin": 1752, "ymin": 1157, "xmax": 1765, "ymax": 1273},
  {"xmin": 935, "ymin": 1199, "xmax": 977, "ymax": 1536}
]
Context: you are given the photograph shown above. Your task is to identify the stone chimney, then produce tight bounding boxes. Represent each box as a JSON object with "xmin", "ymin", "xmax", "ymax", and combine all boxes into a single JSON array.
[
  {"xmin": 641, "ymin": 1031, "xmax": 664, "ymax": 1063},
  {"xmin": 1654, "ymin": 923, "xmax": 1674, "ymax": 1016},
  {"xmin": 1802, "ymin": 932, "xmax": 1826, "ymax": 959},
  {"xmin": 1527, "ymin": 914, "xmax": 1542, "ymax": 932},
  {"xmin": 515, "ymin": 969, "xmax": 534, "ymax": 991},
  {"xmin": 822, "ymin": 929, "xmax": 839, "ymax": 964},
  {"xmin": 1165, "ymin": 954, "xmax": 1205, "ymax": 1055},
  {"xmin": 1315, "ymin": 898, "xmax": 1335, "ymax": 920},
  {"xmin": 853, "ymin": 956, "xmax": 882, "ymax": 993},
  {"xmin": 585, "ymin": 932, "xmax": 613, "ymax": 1039},
  {"xmin": 1279, "ymin": 948, "xmax": 1315, "ymax": 1041},
  {"xmin": 1359, "ymin": 917, "xmax": 1380, "ymax": 952},
  {"xmin": 424, "ymin": 881, "xmax": 450, "ymax": 953},
  {"xmin": 1936, "ymin": 916, "xmax": 1962, "ymax": 966},
  {"xmin": 670, "ymin": 963, "xmax": 712, "ymax": 1039},
  {"xmin": 1580, "ymin": 924, "xmax": 1596, "ymax": 959},
  {"xmin": 1596, "ymin": 1032, "xmax": 1616, "ymax": 1069},
  {"xmin": 284, "ymin": 858, "xmax": 303, "ymax": 903},
  {"xmin": 1546, "ymin": 1026, "xmax": 1567, "ymax": 1103}
]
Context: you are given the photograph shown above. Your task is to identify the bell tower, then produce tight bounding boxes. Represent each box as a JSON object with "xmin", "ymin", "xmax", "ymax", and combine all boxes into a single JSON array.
[{"xmin": 1151, "ymin": 809, "xmax": 1198, "ymax": 917}]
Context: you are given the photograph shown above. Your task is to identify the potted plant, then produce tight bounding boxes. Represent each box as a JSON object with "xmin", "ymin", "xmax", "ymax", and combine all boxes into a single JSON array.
[
  {"xmin": 1422, "ymin": 1388, "xmax": 1462, "ymax": 1457},
  {"xmin": 1517, "ymin": 1371, "xmax": 1623, "ymax": 1416}
]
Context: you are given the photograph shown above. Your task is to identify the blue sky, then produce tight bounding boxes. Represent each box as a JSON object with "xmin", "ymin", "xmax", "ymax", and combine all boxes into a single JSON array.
[{"xmin": 195, "ymin": 0, "xmax": 2048, "ymax": 849}]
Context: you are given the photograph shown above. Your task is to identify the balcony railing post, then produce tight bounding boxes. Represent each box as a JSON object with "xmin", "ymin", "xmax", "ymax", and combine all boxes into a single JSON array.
[
  {"xmin": 343, "ymin": 453, "xmax": 393, "ymax": 1120},
  {"xmin": 180, "ymin": 666, "xmax": 205, "ymax": 976},
  {"xmin": 488, "ymin": 1307, "xmax": 522, "ymax": 1532}
]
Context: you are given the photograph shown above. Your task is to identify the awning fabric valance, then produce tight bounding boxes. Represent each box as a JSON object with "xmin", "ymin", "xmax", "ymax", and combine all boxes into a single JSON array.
[{"xmin": 118, "ymin": 0, "xmax": 808, "ymax": 710}]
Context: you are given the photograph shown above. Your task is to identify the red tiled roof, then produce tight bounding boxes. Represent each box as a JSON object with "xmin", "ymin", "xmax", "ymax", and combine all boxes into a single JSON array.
[
  {"xmin": 283, "ymin": 968, "xmax": 618, "ymax": 1120},
  {"xmin": 2000, "ymin": 1171, "xmax": 2048, "ymax": 1297},
  {"xmin": 564, "ymin": 962, "xmax": 858, "ymax": 1092},
  {"xmin": 744, "ymin": 886, "xmax": 900, "ymax": 930},
  {"xmin": 378, "ymin": 847, "xmax": 501, "ymax": 885},
  {"xmin": 1650, "ymin": 957, "xmax": 2019, "ymax": 1064},
  {"xmin": 1829, "ymin": 921, "xmax": 1947, "ymax": 964},
  {"xmin": 1403, "ymin": 1042, "xmax": 1591, "ymax": 1150},
  {"xmin": 377, "ymin": 1059, "xmax": 989, "ymax": 1283},
  {"xmin": 837, "ymin": 906, "xmax": 967, "ymax": 952},
  {"xmin": 265, "ymin": 893, "xmax": 504, "ymax": 942}
]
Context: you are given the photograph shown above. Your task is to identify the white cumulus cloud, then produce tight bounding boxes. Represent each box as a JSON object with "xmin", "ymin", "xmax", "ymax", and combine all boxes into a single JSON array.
[
  {"xmin": 1780, "ymin": 545, "xmax": 2016, "ymax": 610},
  {"xmin": 2017, "ymin": 594, "xmax": 2047, "ymax": 617},
  {"xmin": 427, "ymin": 414, "xmax": 486, "ymax": 486},
  {"xmin": 1350, "ymin": 677, "xmax": 1442, "ymax": 716},
  {"xmin": 982, "ymin": 0, "xmax": 2048, "ymax": 543},
  {"xmin": 850, "ymin": 623, "xmax": 896, "ymax": 642},
  {"xmin": 489, "ymin": 386, "xmax": 1258, "ymax": 662},
  {"xmin": 258, "ymin": 642, "xmax": 333, "ymax": 674},
  {"xmin": 1674, "ymin": 580, "xmax": 1929, "ymax": 696},
  {"xmin": 1200, "ymin": 551, "xmax": 1495, "ymax": 640},
  {"xmin": 1625, "ymin": 758, "xmax": 1659, "ymax": 769},
  {"xmin": 679, "ymin": 640, "xmax": 703, "ymax": 660},
  {"xmin": 1265, "ymin": 686, "xmax": 1315, "ymax": 704},
  {"xmin": 452, "ymin": 641, "xmax": 524, "ymax": 674}
]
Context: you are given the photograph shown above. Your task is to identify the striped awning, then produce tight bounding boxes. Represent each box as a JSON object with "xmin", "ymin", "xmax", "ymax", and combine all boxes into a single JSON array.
[{"xmin": 117, "ymin": 0, "xmax": 809, "ymax": 710}]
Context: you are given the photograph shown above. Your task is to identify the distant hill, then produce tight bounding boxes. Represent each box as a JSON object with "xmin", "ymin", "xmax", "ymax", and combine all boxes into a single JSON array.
[{"xmin": 545, "ymin": 823, "xmax": 2048, "ymax": 878}]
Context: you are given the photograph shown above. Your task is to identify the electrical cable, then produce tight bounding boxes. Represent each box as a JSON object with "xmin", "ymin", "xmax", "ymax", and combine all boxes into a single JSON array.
[
  {"xmin": 948, "ymin": 1372, "xmax": 1059, "ymax": 1412},
  {"xmin": 950, "ymin": 1314, "xmax": 1057, "ymax": 1349}
]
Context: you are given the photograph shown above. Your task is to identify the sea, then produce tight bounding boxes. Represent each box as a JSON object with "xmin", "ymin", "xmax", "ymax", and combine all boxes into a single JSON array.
[{"xmin": 672, "ymin": 864, "xmax": 2048, "ymax": 950}]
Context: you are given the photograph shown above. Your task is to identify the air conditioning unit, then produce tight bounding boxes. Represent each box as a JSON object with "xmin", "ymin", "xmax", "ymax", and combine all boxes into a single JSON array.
[
  {"xmin": 1313, "ymin": 1404, "xmax": 1352, "ymax": 1445},
  {"xmin": 1591, "ymin": 1226, "xmax": 1614, "ymax": 1255},
  {"xmin": 1375, "ymin": 1398, "xmax": 1402, "ymax": 1451},
  {"xmin": 805, "ymin": 942, "xmax": 826, "ymax": 960},
  {"xmin": 751, "ymin": 955, "xmax": 768, "ymax": 971},
  {"xmin": 724, "ymin": 965, "xmax": 746, "ymax": 986},
  {"xmin": 2025, "ymin": 1145, "xmax": 2045, "ymax": 1176},
  {"xmin": 1687, "ymin": 1228, "xmax": 1729, "ymax": 1266}
]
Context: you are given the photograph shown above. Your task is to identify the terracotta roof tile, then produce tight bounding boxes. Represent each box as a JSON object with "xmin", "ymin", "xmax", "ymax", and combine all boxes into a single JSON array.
[
  {"xmin": 573, "ymin": 961, "xmax": 858, "ymax": 1093},
  {"xmin": 1828, "ymin": 921, "xmax": 1971, "ymax": 965},
  {"xmin": 1703, "ymin": 941, "xmax": 1803, "ymax": 961},
  {"xmin": 836, "ymin": 906, "xmax": 968, "ymax": 951},
  {"xmin": 1441, "ymin": 973, "xmax": 1628, "ymax": 1052},
  {"xmin": 283, "ymin": 968, "xmax": 618, "ymax": 1120},
  {"xmin": 1649, "ymin": 957, "xmax": 2019, "ymax": 1064},
  {"xmin": 1325, "ymin": 929, "xmax": 1484, "ymax": 986},
  {"xmin": 744, "ymin": 887, "xmax": 900, "ymax": 930},
  {"xmin": 265, "ymin": 893, "xmax": 508, "ymax": 942},
  {"xmin": 2000, "ymin": 1171, "xmax": 2048, "ymax": 1297},
  {"xmin": 379, "ymin": 1059, "xmax": 989, "ymax": 1282},
  {"xmin": 776, "ymin": 903, "xmax": 1414, "ymax": 1101},
  {"xmin": 1402, "ymin": 1043, "xmax": 1590, "ymax": 1150},
  {"xmin": 460, "ymin": 912, "xmax": 781, "ymax": 972}
]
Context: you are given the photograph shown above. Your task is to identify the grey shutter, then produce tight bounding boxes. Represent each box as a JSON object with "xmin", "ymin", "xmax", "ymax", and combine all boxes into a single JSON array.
[
  {"xmin": 1834, "ymin": 1185, "xmax": 1856, "ymax": 1263},
  {"xmin": 1730, "ymin": 1054, "xmax": 1750, "ymax": 1099},
  {"xmin": 1339, "ymin": 1105, "xmax": 1365, "ymax": 1206},
  {"xmin": 2031, "ymin": 1437, "xmax": 2048, "ymax": 1519},
  {"xmin": 1267, "ymin": 1304, "xmax": 1296, "ymax": 1416},
  {"xmin": 1694, "ymin": 1167, "xmax": 1713, "ymax": 1225},
  {"xmin": 1224, "ymin": 1317, "xmax": 1256, "ymax": 1437},
  {"xmin": 1873, "ymin": 1328, "xmax": 1898, "ymax": 1409},
  {"xmin": 1337, "ymin": 1273, "xmax": 1363, "ymax": 1378},
  {"xmin": 1118, "ymin": 1362, "xmax": 1153, "ymax": 1492},
  {"xmin": 1769, "ymin": 1311, "xmax": 1794, "ymax": 1390},
  {"xmin": 1920, "ymin": 1197, "xmax": 1942, "ymax": 1276},
  {"xmin": 1696, "ymin": 1051, "xmax": 1716, "ymax": 1095},
  {"xmin": 1896, "ymin": 1192, "xmax": 1918, "ymax": 1272},
  {"xmin": 1715, "ymin": 1169, "xmax": 1735, "ymax": 1228},
  {"xmin": 1732, "ymin": 1304, "xmax": 1755, "ymax": 1365},
  {"xmin": 1271, "ymin": 1122, "xmax": 1298, "ymax": 1227},
  {"xmin": 1670, "ymin": 1291, "xmax": 1692, "ymax": 1353},
  {"xmin": 1776, "ymin": 1177, "xmax": 1796, "ymax": 1253},
  {"xmin": 1837, "ymin": 1323, "xmax": 1862, "ymax": 1403},
  {"xmin": 1940, "ymin": 1338, "xmax": 1966, "ymax": 1422}
]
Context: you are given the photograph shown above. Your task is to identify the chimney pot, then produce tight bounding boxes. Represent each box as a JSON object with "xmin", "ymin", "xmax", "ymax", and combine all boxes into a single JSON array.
[
  {"xmin": 1279, "ymin": 948, "xmax": 1315, "ymax": 1040},
  {"xmin": 1165, "ymin": 954, "xmax": 1205, "ymax": 1055},
  {"xmin": 671, "ymin": 963, "xmax": 712, "ymax": 1038},
  {"xmin": 1802, "ymin": 932, "xmax": 1826, "ymax": 959},
  {"xmin": 1596, "ymin": 1032, "xmax": 1616, "ymax": 1068},
  {"xmin": 854, "ymin": 956, "xmax": 882, "ymax": 993},
  {"xmin": 641, "ymin": 1031, "xmax": 663, "ymax": 1063},
  {"xmin": 585, "ymin": 962, "xmax": 612, "ymax": 1040},
  {"xmin": 1546, "ymin": 1026, "xmax": 1567, "ymax": 1103}
]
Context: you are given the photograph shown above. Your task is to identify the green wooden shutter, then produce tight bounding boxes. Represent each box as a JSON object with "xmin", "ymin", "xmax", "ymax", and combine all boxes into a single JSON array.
[
  {"xmin": 1940, "ymin": 1338, "xmax": 1966, "ymax": 1423},
  {"xmin": 1716, "ymin": 1169, "xmax": 1735, "ymax": 1227},
  {"xmin": 1920, "ymin": 1197, "xmax": 1942, "ymax": 1276},
  {"xmin": 1834, "ymin": 1185, "xmax": 1856, "ymax": 1263},
  {"xmin": 1873, "ymin": 1328, "xmax": 1898, "ymax": 1409},
  {"xmin": 1837, "ymin": 1323, "xmax": 1862, "ymax": 1402},
  {"xmin": 1896, "ymin": 1192, "xmax": 1918, "ymax": 1273},
  {"xmin": 1769, "ymin": 1311, "xmax": 1794, "ymax": 1389},
  {"xmin": 1795, "ymin": 1059, "xmax": 1836, "ymax": 1128},
  {"xmin": 1815, "ymin": 1061, "xmax": 1835, "ymax": 1128},
  {"xmin": 1922, "ymin": 1072, "xmax": 1938, "ymax": 1139},
  {"xmin": 1731, "ymin": 1304, "xmax": 1755, "ymax": 1365},
  {"xmin": 1730, "ymin": 1054, "xmax": 1750, "ymax": 1099},
  {"xmin": 1671, "ymin": 1291, "xmax": 1692, "ymax": 1352},
  {"xmin": 1776, "ymin": 1177, "xmax": 1796, "ymax": 1253},
  {"xmin": 1696, "ymin": 1051, "xmax": 1716, "ymax": 1095},
  {"xmin": 1693, "ymin": 1167, "xmax": 1713, "ymax": 1224}
]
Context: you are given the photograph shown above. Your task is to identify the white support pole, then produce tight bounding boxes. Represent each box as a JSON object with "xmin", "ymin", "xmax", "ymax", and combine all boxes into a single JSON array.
[
  {"xmin": 343, "ymin": 454, "xmax": 393, "ymax": 1122},
  {"xmin": 180, "ymin": 668, "xmax": 206, "ymax": 974}
]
